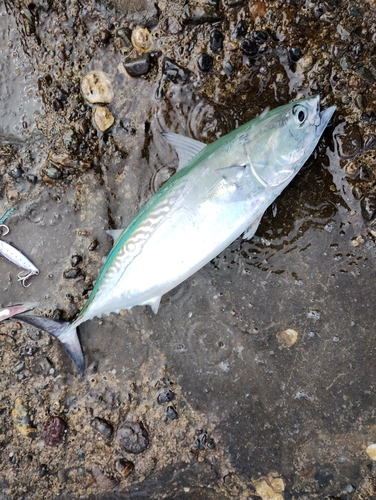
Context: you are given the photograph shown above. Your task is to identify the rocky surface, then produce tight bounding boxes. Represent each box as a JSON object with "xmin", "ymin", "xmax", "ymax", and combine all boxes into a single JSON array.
[{"xmin": 1, "ymin": 0, "xmax": 376, "ymax": 498}]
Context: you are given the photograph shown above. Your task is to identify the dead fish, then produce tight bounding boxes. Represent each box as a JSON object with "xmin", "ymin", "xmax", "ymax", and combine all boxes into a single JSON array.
[
  {"xmin": 0, "ymin": 303, "xmax": 36, "ymax": 321},
  {"xmin": 13, "ymin": 95, "xmax": 336, "ymax": 376},
  {"xmin": 0, "ymin": 225, "xmax": 39, "ymax": 287}
]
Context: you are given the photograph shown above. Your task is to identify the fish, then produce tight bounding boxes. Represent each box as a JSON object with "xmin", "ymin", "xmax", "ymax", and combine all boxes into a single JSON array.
[
  {"xmin": 13, "ymin": 95, "xmax": 336, "ymax": 376},
  {"xmin": 0, "ymin": 225, "xmax": 40, "ymax": 287},
  {"xmin": 0, "ymin": 303, "xmax": 36, "ymax": 321}
]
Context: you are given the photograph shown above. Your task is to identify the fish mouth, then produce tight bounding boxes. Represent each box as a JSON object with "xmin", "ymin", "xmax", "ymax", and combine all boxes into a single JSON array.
[{"xmin": 317, "ymin": 103, "xmax": 336, "ymax": 136}]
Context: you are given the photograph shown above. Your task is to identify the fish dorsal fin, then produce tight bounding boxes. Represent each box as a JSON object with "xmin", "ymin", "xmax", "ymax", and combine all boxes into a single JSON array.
[
  {"xmin": 162, "ymin": 131, "xmax": 207, "ymax": 170},
  {"xmin": 243, "ymin": 215, "xmax": 263, "ymax": 240},
  {"xmin": 106, "ymin": 229, "xmax": 123, "ymax": 245}
]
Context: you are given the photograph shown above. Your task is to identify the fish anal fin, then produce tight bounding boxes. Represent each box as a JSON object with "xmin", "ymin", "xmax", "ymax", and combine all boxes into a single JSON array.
[
  {"xmin": 243, "ymin": 215, "xmax": 263, "ymax": 240},
  {"xmin": 162, "ymin": 131, "xmax": 206, "ymax": 170},
  {"xmin": 14, "ymin": 313, "xmax": 85, "ymax": 377},
  {"xmin": 106, "ymin": 229, "xmax": 124, "ymax": 245},
  {"xmin": 139, "ymin": 296, "xmax": 162, "ymax": 314}
]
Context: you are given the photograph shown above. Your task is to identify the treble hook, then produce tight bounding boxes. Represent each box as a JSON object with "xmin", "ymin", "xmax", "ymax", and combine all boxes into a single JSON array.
[
  {"xmin": 0, "ymin": 224, "xmax": 10, "ymax": 237},
  {"xmin": 17, "ymin": 270, "xmax": 39, "ymax": 288}
]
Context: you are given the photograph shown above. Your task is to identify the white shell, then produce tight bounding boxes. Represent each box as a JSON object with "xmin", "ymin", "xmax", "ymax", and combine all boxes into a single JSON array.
[
  {"xmin": 93, "ymin": 105, "xmax": 114, "ymax": 132},
  {"xmin": 81, "ymin": 70, "xmax": 114, "ymax": 105}
]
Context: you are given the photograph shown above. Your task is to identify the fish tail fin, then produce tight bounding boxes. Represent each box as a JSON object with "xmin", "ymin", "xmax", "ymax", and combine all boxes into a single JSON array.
[{"xmin": 14, "ymin": 313, "xmax": 85, "ymax": 376}]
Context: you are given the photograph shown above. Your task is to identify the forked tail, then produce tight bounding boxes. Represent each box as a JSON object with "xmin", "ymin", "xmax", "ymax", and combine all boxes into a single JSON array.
[{"xmin": 14, "ymin": 313, "xmax": 85, "ymax": 376}]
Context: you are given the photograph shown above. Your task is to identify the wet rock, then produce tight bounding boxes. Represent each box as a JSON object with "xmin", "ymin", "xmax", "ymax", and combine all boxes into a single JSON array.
[
  {"xmin": 276, "ymin": 328, "xmax": 298, "ymax": 347},
  {"xmin": 92, "ymin": 465, "xmax": 119, "ymax": 490},
  {"xmin": 166, "ymin": 406, "xmax": 178, "ymax": 420},
  {"xmin": 81, "ymin": 70, "xmax": 114, "ymax": 105},
  {"xmin": 123, "ymin": 53, "xmax": 151, "ymax": 77},
  {"xmin": 183, "ymin": 2, "xmax": 222, "ymax": 25},
  {"xmin": 116, "ymin": 27, "xmax": 133, "ymax": 51},
  {"xmin": 115, "ymin": 459, "xmax": 134, "ymax": 478},
  {"xmin": 239, "ymin": 39, "xmax": 258, "ymax": 57},
  {"xmin": 119, "ymin": 0, "xmax": 159, "ymax": 27},
  {"xmin": 91, "ymin": 417, "xmax": 113, "ymax": 439},
  {"xmin": 162, "ymin": 58, "xmax": 189, "ymax": 84},
  {"xmin": 360, "ymin": 110, "xmax": 376, "ymax": 124},
  {"xmin": 10, "ymin": 165, "xmax": 24, "ymax": 179},
  {"xmin": 360, "ymin": 193, "xmax": 376, "ymax": 221},
  {"xmin": 232, "ymin": 20, "xmax": 247, "ymax": 39},
  {"xmin": 88, "ymin": 238, "xmax": 99, "ymax": 251},
  {"xmin": 93, "ymin": 106, "xmax": 115, "ymax": 132},
  {"xmin": 42, "ymin": 165, "xmax": 62, "ymax": 180},
  {"xmin": 11, "ymin": 398, "xmax": 37, "ymax": 438},
  {"xmin": 210, "ymin": 30, "xmax": 224, "ymax": 53},
  {"xmin": 116, "ymin": 421, "xmax": 149, "ymax": 454},
  {"xmin": 352, "ymin": 186, "xmax": 363, "ymax": 200},
  {"xmin": 251, "ymin": 30, "xmax": 268, "ymax": 44},
  {"xmin": 63, "ymin": 129, "xmax": 79, "ymax": 151},
  {"xmin": 207, "ymin": 437, "xmax": 216, "ymax": 449},
  {"xmin": 26, "ymin": 173, "xmax": 38, "ymax": 184},
  {"xmin": 355, "ymin": 93, "xmax": 366, "ymax": 111},
  {"xmin": 41, "ymin": 416, "xmax": 67, "ymax": 446},
  {"xmin": 93, "ymin": 29, "xmax": 112, "ymax": 47},
  {"xmin": 359, "ymin": 163, "xmax": 373, "ymax": 181},
  {"xmin": 332, "ymin": 42, "xmax": 348, "ymax": 59},
  {"xmin": 131, "ymin": 27, "xmax": 154, "ymax": 53},
  {"xmin": 64, "ymin": 267, "xmax": 81, "ymax": 279},
  {"xmin": 289, "ymin": 46, "xmax": 302, "ymax": 63},
  {"xmin": 197, "ymin": 53, "xmax": 213, "ymax": 72},
  {"xmin": 30, "ymin": 356, "xmax": 54, "ymax": 376},
  {"xmin": 335, "ymin": 123, "xmax": 362, "ymax": 159},
  {"xmin": 194, "ymin": 430, "xmax": 207, "ymax": 450},
  {"xmin": 359, "ymin": 67, "xmax": 375, "ymax": 86},
  {"xmin": 71, "ymin": 254, "xmax": 82, "ymax": 267},
  {"xmin": 157, "ymin": 389, "xmax": 175, "ymax": 404}
]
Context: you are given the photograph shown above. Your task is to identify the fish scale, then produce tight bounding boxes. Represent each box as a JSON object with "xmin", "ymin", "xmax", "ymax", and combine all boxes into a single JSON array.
[{"xmin": 12, "ymin": 95, "xmax": 336, "ymax": 376}]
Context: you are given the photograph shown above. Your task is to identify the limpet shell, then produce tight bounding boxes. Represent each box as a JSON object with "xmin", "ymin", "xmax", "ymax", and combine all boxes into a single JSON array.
[
  {"xmin": 81, "ymin": 70, "xmax": 114, "ymax": 105},
  {"xmin": 131, "ymin": 27, "xmax": 154, "ymax": 53},
  {"xmin": 366, "ymin": 443, "xmax": 376, "ymax": 461},
  {"xmin": 276, "ymin": 328, "xmax": 298, "ymax": 347},
  {"xmin": 93, "ymin": 106, "xmax": 115, "ymax": 132}
]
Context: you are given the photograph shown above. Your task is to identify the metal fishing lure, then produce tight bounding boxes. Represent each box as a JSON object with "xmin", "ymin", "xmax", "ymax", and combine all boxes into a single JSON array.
[{"xmin": 0, "ymin": 224, "xmax": 39, "ymax": 287}]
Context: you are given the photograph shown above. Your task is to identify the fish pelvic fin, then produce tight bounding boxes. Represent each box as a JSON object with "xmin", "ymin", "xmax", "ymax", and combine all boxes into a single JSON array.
[{"xmin": 14, "ymin": 313, "xmax": 85, "ymax": 377}]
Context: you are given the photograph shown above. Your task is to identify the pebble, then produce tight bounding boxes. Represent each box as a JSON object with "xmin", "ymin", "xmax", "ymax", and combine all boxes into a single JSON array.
[
  {"xmin": 210, "ymin": 30, "xmax": 224, "ymax": 53},
  {"xmin": 361, "ymin": 111, "xmax": 376, "ymax": 124},
  {"xmin": 249, "ymin": 1, "xmax": 267, "ymax": 19},
  {"xmin": 239, "ymin": 39, "xmax": 258, "ymax": 57},
  {"xmin": 64, "ymin": 267, "xmax": 81, "ymax": 279},
  {"xmin": 296, "ymin": 53, "xmax": 314, "ymax": 72},
  {"xmin": 232, "ymin": 20, "xmax": 247, "ymax": 39},
  {"xmin": 359, "ymin": 163, "xmax": 373, "ymax": 181},
  {"xmin": 131, "ymin": 27, "xmax": 153, "ymax": 53},
  {"xmin": 197, "ymin": 53, "xmax": 213, "ymax": 72},
  {"xmin": 11, "ymin": 398, "xmax": 37, "ymax": 438},
  {"xmin": 116, "ymin": 421, "xmax": 149, "ymax": 454},
  {"xmin": 360, "ymin": 193, "xmax": 376, "ymax": 221},
  {"xmin": 81, "ymin": 70, "xmax": 114, "ymax": 105},
  {"xmin": 116, "ymin": 27, "xmax": 133, "ymax": 51},
  {"xmin": 276, "ymin": 328, "xmax": 298, "ymax": 347},
  {"xmin": 162, "ymin": 57, "xmax": 189, "ymax": 83},
  {"xmin": 123, "ymin": 53, "xmax": 152, "ymax": 77},
  {"xmin": 289, "ymin": 46, "xmax": 302, "ymax": 62},
  {"xmin": 93, "ymin": 105, "xmax": 115, "ymax": 132},
  {"xmin": 42, "ymin": 165, "xmax": 62, "ymax": 180},
  {"xmin": 71, "ymin": 254, "xmax": 83, "ymax": 267},
  {"xmin": 335, "ymin": 123, "xmax": 362, "ymax": 159},
  {"xmin": 92, "ymin": 466, "xmax": 119, "ymax": 490},
  {"xmin": 157, "ymin": 389, "xmax": 175, "ymax": 404},
  {"xmin": 166, "ymin": 406, "xmax": 178, "ymax": 420},
  {"xmin": 41, "ymin": 416, "xmax": 67, "ymax": 446},
  {"xmin": 251, "ymin": 30, "xmax": 268, "ymax": 44},
  {"xmin": 91, "ymin": 417, "xmax": 113, "ymax": 439},
  {"xmin": 115, "ymin": 459, "xmax": 134, "ymax": 478}
]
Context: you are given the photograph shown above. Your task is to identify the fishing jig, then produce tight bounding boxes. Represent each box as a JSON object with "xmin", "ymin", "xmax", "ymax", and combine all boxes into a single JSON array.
[{"xmin": 0, "ymin": 224, "xmax": 39, "ymax": 287}]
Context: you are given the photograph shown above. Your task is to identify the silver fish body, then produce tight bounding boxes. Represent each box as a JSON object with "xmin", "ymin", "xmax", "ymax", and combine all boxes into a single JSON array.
[{"xmin": 14, "ymin": 95, "xmax": 336, "ymax": 375}]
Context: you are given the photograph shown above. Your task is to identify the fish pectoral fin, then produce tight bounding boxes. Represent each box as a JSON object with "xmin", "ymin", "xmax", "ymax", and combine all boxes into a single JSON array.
[
  {"xmin": 140, "ymin": 296, "xmax": 162, "ymax": 314},
  {"xmin": 106, "ymin": 229, "xmax": 124, "ymax": 245},
  {"xmin": 206, "ymin": 166, "xmax": 248, "ymax": 203},
  {"xmin": 243, "ymin": 215, "xmax": 263, "ymax": 240},
  {"xmin": 162, "ymin": 131, "xmax": 207, "ymax": 170},
  {"xmin": 14, "ymin": 314, "xmax": 85, "ymax": 377}
]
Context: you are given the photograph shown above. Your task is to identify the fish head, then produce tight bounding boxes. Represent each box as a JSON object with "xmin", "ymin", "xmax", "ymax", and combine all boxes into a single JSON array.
[{"xmin": 244, "ymin": 95, "xmax": 336, "ymax": 188}]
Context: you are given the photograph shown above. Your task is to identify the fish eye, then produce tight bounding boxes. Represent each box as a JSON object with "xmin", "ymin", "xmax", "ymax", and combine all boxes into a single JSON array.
[{"xmin": 293, "ymin": 105, "xmax": 307, "ymax": 125}]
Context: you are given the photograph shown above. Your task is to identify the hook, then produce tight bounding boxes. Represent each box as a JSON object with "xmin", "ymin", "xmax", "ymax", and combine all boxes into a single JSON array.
[
  {"xmin": 17, "ymin": 271, "xmax": 35, "ymax": 288},
  {"xmin": 0, "ymin": 224, "xmax": 9, "ymax": 237}
]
